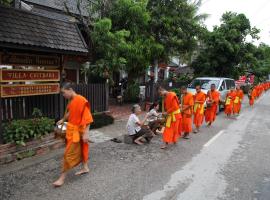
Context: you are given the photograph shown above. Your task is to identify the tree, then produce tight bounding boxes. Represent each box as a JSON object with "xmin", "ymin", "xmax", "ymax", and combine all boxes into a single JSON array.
[
  {"xmin": 192, "ymin": 12, "xmax": 260, "ymax": 79},
  {"xmin": 0, "ymin": 0, "xmax": 12, "ymax": 6},
  {"xmin": 147, "ymin": 0, "xmax": 207, "ymax": 64},
  {"xmin": 108, "ymin": 0, "xmax": 163, "ymax": 83}
]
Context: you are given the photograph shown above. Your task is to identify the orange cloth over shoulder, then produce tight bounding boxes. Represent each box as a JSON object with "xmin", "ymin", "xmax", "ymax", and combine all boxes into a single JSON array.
[
  {"xmin": 63, "ymin": 95, "xmax": 93, "ymax": 172},
  {"xmin": 205, "ymin": 90, "xmax": 220, "ymax": 123},
  {"xmin": 181, "ymin": 92, "xmax": 194, "ymax": 133},
  {"xmin": 234, "ymin": 89, "xmax": 244, "ymax": 114},
  {"xmin": 224, "ymin": 91, "xmax": 236, "ymax": 115},
  {"xmin": 193, "ymin": 91, "xmax": 206, "ymax": 128},
  {"xmin": 163, "ymin": 92, "xmax": 182, "ymax": 143}
]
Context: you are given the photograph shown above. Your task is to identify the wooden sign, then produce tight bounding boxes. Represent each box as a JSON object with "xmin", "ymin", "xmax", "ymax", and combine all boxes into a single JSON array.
[
  {"xmin": 0, "ymin": 83, "xmax": 60, "ymax": 98},
  {"xmin": 1, "ymin": 53, "xmax": 60, "ymax": 67},
  {"xmin": 0, "ymin": 69, "xmax": 60, "ymax": 82}
]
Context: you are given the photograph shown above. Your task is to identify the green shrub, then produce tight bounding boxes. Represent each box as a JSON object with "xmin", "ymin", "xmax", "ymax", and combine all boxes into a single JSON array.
[
  {"xmin": 91, "ymin": 113, "xmax": 114, "ymax": 129},
  {"xmin": 124, "ymin": 82, "xmax": 140, "ymax": 103},
  {"xmin": 3, "ymin": 109, "xmax": 54, "ymax": 146}
]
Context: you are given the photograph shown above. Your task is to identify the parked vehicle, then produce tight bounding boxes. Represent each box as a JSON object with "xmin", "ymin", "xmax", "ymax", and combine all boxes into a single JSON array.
[{"xmin": 187, "ymin": 77, "xmax": 236, "ymax": 112}]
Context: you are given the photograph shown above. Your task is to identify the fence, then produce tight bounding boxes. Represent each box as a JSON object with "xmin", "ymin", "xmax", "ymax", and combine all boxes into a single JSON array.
[
  {"xmin": 145, "ymin": 81, "xmax": 185, "ymax": 102},
  {"xmin": 0, "ymin": 83, "xmax": 108, "ymax": 122}
]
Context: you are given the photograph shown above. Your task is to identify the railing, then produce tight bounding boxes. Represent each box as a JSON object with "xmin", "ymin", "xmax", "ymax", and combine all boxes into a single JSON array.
[{"xmin": 1, "ymin": 83, "xmax": 109, "ymax": 122}]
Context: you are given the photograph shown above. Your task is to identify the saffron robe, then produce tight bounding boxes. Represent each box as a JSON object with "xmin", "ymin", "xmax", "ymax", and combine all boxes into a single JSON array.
[
  {"xmin": 205, "ymin": 90, "xmax": 220, "ymax": 123},
  {"xmin": 193, "ymin": 91, "xmax": 206, "ymax": 128},
  {"xmin": 249, "ymin": 89, "xmax": 257, "ymax": 106},
  {"xmin": 181, "ymin": 92, "xmax": 194, "ymax": 133},
  {"xmin": 224, "ymin": 91, "xmax": 236, "ymax": 115},
  {"xmin": 163, "ymin": 92, "xmax": 182, "ymax": 143},
  {"xmin": 234, "ymin": 89, "xmax": 244, "ymax": 114},
  {"xmin": 63, "ymin": 95, "xmax": 93, "ymax": 172}
]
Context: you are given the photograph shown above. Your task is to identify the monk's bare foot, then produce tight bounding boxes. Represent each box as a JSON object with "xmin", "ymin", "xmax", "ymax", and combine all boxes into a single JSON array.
[
  {"xmin": 160, "ymin": 145, "xmax": 167, "ymax": 149},
  {"xmin": 183, "ymin": 133, "xmax": 190, "ymax": 139},
  {"xmin": 75, "ymin": 168, "xmax": 89, "ymax": 176},
  {"xmin": 53, "ymin": 178, "xmax": 65, "ymax": 187}
]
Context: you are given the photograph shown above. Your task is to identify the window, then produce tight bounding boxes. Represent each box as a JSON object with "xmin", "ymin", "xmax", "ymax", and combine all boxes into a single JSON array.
[
  {"xmin": 189, "ymin": 79, "xmax": 220, "ymax": 90},
  {"xmin": 225, "ymin": 79, "xmax": 235, "ymax": 89},
  {"xmin": 219, "ymin": 81, "xmax": 226, "ymax": 91}
]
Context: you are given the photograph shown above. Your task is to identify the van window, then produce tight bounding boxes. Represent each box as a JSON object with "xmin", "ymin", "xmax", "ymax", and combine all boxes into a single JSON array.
[
  {"xmin": 189, "ymin": 79, "xmax": 220, "ymax": 90},
  {"xmin": 225, "ymin": 79, "xmax": 235, "ymax": 89},
  {"xmin": 219, "ymin": 81, "xmax": 226, "ymax": 91}
]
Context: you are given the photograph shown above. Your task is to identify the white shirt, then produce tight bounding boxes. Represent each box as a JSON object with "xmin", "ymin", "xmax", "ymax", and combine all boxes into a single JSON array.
[
  {"xmin": 147, "ymin": 109, "xmax": 159, "ymax": 122},
  {"xmin": 126, "ymin": 114, "xmax": 141, "ymax": 135}
]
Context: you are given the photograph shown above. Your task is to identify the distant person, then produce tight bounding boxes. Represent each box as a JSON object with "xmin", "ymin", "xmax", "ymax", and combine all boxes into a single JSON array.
[
  {"xmin": 147, "ymin": 102, "xmax": 164, "ymax": 135},
  {"xmin": 180, "ymin": 86, "xmax": 194, "ymax": 139},
  {"xmin": 225, "ymin": 87, "xmax": 236, "ymax": 117},
  {"xmin": 126, "ymin": 104, "xmax": 153, "ymax": 145},
  {"xmin": 205, "ymin": 84, "xmax": 220, "ymax": 127},
  {"xmin": 158, "ymin": 87, "xmax": 182, "ymax": 149},
  {"xmin": 53, "ymin": 83, "xmax": 93, "ymax": 187},
  {"xmin": 249, "ymin": 87, "xmax": 257, "ymax": 107},
  {"xmin": 234, "ymin": 85, "xmax": 244, "ymax": 115},
  {"xmin": 193, "ymin": 85, "xmax": 206, "ymax": 133}
]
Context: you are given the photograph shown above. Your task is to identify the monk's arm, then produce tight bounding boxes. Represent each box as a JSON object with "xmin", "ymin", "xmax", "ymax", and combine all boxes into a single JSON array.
[
  {"xmin": 82, "ymin": 124, "xmax": 90, "ymax": 142},
  {"xmin": 136, "ymin": 114, "xmax": 149, "ymax": 126},
  {"xmin": 57, "ymin": 111, "xmax": 69, "ymax": 125}
]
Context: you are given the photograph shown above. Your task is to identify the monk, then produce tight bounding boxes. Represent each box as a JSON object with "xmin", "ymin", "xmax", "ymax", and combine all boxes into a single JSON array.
[
  {"xmin": 234, "ymin": 85, "xmax": 244, "ymax": 115},
  {"xmin": 224, "ymin": 87, "xmax": 236, "ymax": 117},
  {"xmin": 158, "ymin": 87, "xmax": 182, "ymax": 149},
  {"xmin": 193, "ymin": 85, "xmax": 206, "ymax": 133},
  {"xmin": 180, "ymin": 86, "xmax": 194, "ymax": 139},
  {"xmin": 249, "ymin": 87, "xmax": 257, "ymax": 107},
  {"xmin": 205, "ymin": 84, "xmax": 220, "ymax": 127},
  {"xmin": 53, "ymin": 82, "xmax": 93, "ymax": 187}
]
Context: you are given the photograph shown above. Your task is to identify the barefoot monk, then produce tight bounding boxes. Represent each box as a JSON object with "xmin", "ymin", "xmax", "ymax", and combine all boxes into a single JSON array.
[
  {"xmin": 205, "ymin": 84, "xmax": 220, "ymax": 126},
  {"xmin": 53, "ymin": 82, "xmax": 93, "ymax": 187},
  {"xmin": 158, "ymin": 87, "xmax": 182, "ymax": 149}
]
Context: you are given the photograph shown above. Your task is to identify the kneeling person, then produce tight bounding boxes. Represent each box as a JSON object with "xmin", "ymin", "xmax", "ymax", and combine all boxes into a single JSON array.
[{"xmin": 126, "ymin": 104, "xmax": 153, "ymax": 145}]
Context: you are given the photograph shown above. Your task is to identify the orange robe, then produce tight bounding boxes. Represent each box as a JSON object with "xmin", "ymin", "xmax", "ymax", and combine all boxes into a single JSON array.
[
  {"xmin": 233, "ymin": 89, "xmax": 244, "ymax": 114},
  {"xmin": 193, "ymin": 91, "xmax": 206, "ymax": 128},
  {"xmin": 205, "ymin": 90, "xmax": 220, "ymax": 123},
  {"xmin": 181, "ymin": 93, "xmax": 194, "ymax": 133},
  {"xmin": 249, "ymin": 89, "xmax": 256, "ymax": 106},
  {"xmin": 63, "ymin": 95, "xmax": 93, "ymax": 172},
  {"xmin": 163, "ymin": 92, "xmax": 182, "ymax": 143},
  {"xmin": 224, "ymin": 91, "xmax": 236, "ymax": 115}
]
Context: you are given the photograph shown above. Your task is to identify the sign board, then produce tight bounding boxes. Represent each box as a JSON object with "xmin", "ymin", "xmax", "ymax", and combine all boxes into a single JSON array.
[
  {"xmin": 1, "ymin": 53, "xmax": 60, "ymax": 67},
  {"xmin": 0, "ymin": 69, "xmax": 60, "ymax": 82},
  {"xmin": 0, "ymin": 83, "xmax": 60, "ymax": 98}
]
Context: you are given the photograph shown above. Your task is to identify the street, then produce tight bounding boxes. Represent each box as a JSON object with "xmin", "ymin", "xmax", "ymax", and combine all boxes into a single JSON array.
[{"xmin": 0, "ymin": 92, "xmax": 270, "ymax": 200}]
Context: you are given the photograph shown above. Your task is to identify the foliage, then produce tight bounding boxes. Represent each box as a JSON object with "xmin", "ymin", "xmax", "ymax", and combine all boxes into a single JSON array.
[
  {"xmin": 91, "ymin": 113, "xmax": 114, "ymax": 129},
  {"xmin": 0, "ymin": 0, "xmax": 12, "ymax": 6},
  {"xmin": 147, "ymin": 0, "xmax": 207, "ymax": 64},
  {"xmin": 3, "ymin": 109, "xmax": 54, "ymax": 146},
  {"xmin": 124, "ymin": 81, "xmax": 140, "ymax": 102},
  {"xmin": 108, "ymin": 0, "xmax": 163, "ymax": 82},
  {"xmin": 192, "ymin": 12, "xmax": 260, "ymax": 79},
  {"xmin": 90, "ymin": 18, "xmax": 130, "ymax": 81},
  {"xmin": 252, "ymin": 43, "xmax": 270, "ymax": 81}
]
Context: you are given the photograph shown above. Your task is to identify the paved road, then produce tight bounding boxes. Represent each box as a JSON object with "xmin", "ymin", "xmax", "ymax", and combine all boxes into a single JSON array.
[{"xmin": 0, "ymin": 92, "xmax": 269, "ymax": 200}]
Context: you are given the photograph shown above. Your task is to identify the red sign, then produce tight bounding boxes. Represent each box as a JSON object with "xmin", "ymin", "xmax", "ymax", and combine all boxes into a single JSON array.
[
  {"xmin": 0, "ymin": 83, "xmax": 60, "ymax": 98},
  {"xmin": 249, "ymin": 75, "xmax": 255, "ymax": 84},
  {"xmin": 1, "ymin": 53, "xmax": 60, "ymax": 67},
  {"xmin": 0, "ymin": 69, "xmax": 60, "ymax": 82}
]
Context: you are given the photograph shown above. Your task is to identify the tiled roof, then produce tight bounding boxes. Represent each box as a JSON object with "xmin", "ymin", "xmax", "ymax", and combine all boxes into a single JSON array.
[
  {"xmin": 0, "ymin": 6, "xmax": 88, "ymax": 54},
  {"xmin": 24, "ymin": 0, "xmax": 92, "ymax": 16}
]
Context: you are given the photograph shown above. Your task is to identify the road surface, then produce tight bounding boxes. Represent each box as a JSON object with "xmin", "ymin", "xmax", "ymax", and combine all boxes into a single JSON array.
[{"xmin": 0, "ymin": 92, "xmax": 270, "ymax": 200}]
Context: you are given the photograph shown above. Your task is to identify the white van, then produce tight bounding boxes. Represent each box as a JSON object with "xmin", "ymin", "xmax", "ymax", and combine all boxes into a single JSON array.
[{"xmin": 187, "ymin": 77, "xmax": 236, "ymax": 111}]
